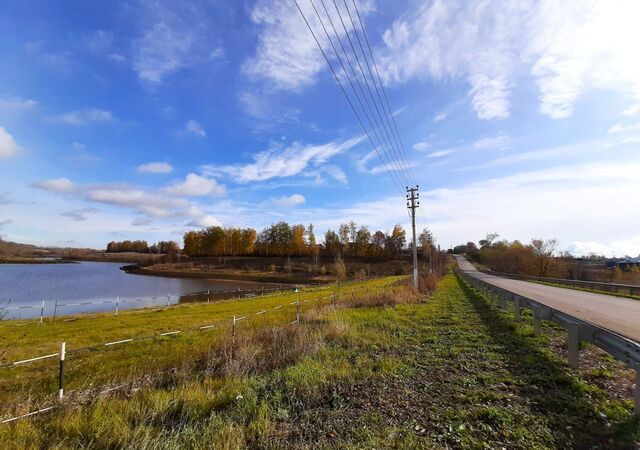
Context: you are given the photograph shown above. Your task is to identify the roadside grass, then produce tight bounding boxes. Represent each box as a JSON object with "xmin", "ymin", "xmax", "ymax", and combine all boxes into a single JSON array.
[
  {"xmin": 2, "ymin": 273, "xmax": 638, "ymax": 449},
  {"xmin": 0, "ymin": 276, "xmax": 403, "ymax": 416}
]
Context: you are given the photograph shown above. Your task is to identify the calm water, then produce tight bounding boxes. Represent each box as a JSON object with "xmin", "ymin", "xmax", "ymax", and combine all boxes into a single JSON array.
[{"xmin": 0, "ymin": 261, "xmax": 274, "ymax": 319}]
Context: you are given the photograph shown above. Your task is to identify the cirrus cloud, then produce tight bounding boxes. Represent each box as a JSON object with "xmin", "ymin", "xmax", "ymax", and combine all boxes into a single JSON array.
[{"xmin": 0, "ymin": 127, "xmax": 19, "ymax": 157}]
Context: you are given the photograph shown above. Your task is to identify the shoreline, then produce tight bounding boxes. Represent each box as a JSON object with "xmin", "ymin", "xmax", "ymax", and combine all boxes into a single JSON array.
[
  {"xmin": 122, "ymin": 264, "xmax": 326, "ymax": 286},
  {"xmin": 0, "ymin": 257, "xmax": 75, "ymax": 265}
]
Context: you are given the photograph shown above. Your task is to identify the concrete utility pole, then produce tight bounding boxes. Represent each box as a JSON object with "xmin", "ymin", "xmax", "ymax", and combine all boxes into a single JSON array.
[{"xmin": 406, "ymin": 186, "xmax": 420, "ymax": 288}]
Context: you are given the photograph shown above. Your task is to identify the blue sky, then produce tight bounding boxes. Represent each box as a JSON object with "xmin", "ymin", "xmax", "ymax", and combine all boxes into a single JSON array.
[{"xmin": 1, "ymin": 0, "xmax": 639, "ymax": 256}]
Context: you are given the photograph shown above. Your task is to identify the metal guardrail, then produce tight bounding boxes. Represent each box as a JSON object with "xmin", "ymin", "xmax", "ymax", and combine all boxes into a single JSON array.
[
  {"xmin": 456, "ymin": 268, "xmax": 640, "ymax": 415},
  {"xmin": 482, "ymin": 270, "xmax": 640, "ymax": 297}
]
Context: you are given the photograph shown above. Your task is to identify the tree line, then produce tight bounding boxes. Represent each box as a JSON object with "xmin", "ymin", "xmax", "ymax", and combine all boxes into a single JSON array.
[
  {"xmin": 106, "ymin": 240, "xmax": 180, "ymax": 255},
  {"xmin": 181, "ymin": 221, "xmax": 433, "ymax": 260},
  {"xmin": 451, "ymin": 233, "xmax": 560, "ymax": 277}
]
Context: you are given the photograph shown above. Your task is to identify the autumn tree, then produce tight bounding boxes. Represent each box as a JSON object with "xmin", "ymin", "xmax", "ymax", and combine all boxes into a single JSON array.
[
  {"xmin": 371, "ymin": 231, "xmax": 386, "ymax": 258},
  {"xmin": 292, "ymin": 224, "xmax": 307, "ymax": 256},
  {"xmin": 324, "ymin": 229, "xmax": 341, "ymax": 257},
  {"xmin": 531, "ymin": 238, "xmax": 559, "ymax": 277},
  {"xmin": 354, "ymin": 226, "xmax": 371, "ymax": 258},
  {"xmin": 333, "ymin": 255, "xmax": 347, "ymax": 280},
  {"xmin": 338, "ymin": 223, "xmax": 351, "ymax": 256},
  {"xmin": 385, "ymin": 225, "xmax": 406, "ymax": 257}
]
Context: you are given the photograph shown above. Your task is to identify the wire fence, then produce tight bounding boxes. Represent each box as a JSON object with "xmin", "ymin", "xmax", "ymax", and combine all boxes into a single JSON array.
[
  {"xmin": 0, "ymin": 275, "xmax": 391, "ymax": 325},
  {"xmin": 0, "ymin": 285, "xmax": 300, "ymax": 324},
  {"xmin": 0, "ymin": 280, "xmax": 402, "ymax": 425}
]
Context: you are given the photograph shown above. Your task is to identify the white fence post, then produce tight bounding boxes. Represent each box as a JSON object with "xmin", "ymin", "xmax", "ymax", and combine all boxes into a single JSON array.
[
  {"xmin": 167, "ymin": 293, "xmax": 171, "ymax": 308},
  {"xmin": 296, "ymin": 298, "xmax": 300, "ymax": 324},
  {"xmin": 115, "ymin": 296, "xmax": 119, "ymax": 316},
  {"xmin": 634, "ymin": 370, "xmax": 639, "ymax": 416},
  {"xmin": 58, "ymin": 342, "xmax": 66, "ymax": 400},
  {"xmin": 633, "ymin": 367, "xmax": 640, "ymax": 417},
  {"xmin": 40, "ymin": 300, "xmax": 45, "ymax": 324}
]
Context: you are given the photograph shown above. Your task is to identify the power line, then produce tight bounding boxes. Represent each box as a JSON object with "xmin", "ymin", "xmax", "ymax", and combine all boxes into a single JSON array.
[
  {"xmin": 350, "ymin": 0, "xmax": 417, "ymax": 187},
  {"xmin": 308, "ymin": 0, "xmax": 406, "ymax": 193},
  {"xmin": 330, "ymin": 0, "xmax": 413, "ymax": 188},
  {"xmin": 313, "ymin": 0, "xmax": 402, "ymax": 191},
  {"xmin": 292, "ymin": 0, "xmax": 406, "ymax": 196},
  {"xmin": 338, "ymin": 0, "xmax": 415, "ymax": 188}
]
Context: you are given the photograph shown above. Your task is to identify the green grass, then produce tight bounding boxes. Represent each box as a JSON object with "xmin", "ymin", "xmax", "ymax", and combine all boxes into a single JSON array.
[
  {"xmin": 1, "ymin": 273, "xmax": 638, "ymax": 449},
  {"xmin": 0, "ymin": 276, "xmax": 402, "ymax": 413}
]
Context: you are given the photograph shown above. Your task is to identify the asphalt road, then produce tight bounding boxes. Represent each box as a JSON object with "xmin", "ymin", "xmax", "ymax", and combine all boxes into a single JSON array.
[{"xmin": 454, "ymin": 255, "xmax": 640, "ymax": 342}]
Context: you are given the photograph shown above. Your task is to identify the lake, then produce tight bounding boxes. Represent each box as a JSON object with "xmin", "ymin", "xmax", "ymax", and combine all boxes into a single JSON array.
[{"xmin": 0, "ymin": 261, "xmax": 279, "ymax": 320}]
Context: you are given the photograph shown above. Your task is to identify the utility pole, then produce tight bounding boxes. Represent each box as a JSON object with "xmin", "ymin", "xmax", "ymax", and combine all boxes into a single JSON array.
[{"xmin": 406, "ymin": 186, "xmax": 420, "ymax": 288}]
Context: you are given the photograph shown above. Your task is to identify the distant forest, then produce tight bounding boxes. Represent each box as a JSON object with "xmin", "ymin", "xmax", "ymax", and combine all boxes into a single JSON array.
[
  {"xmin": 183, "ymin": 221, "xmax": 435, "ymax": 259},
  {"xmin": 107, "ymin": 221, "xmax": 436, "ymax": 260}
]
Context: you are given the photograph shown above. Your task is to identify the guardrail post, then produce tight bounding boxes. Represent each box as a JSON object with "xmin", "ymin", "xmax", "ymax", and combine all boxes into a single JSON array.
[
  {"xmin": 498, "ymin": 293, "xmax": 507, "ymax": 309},
  {"xmin": 532, "ymin": 307, "xmax": 541, "ymax": 335},
  {"xmin": 40, "ymin": 300, "xmax": 45, "ymax": 324},
  {"xmin": 58, "ymin": 342, "xmax": 66, "ymax": 400},
  {"xmin": 513, "ymin": 296, "xmax": 521, "ymax": 322},
  {"xmin": 635, "ymin": 370, "xmax": 639, "ymax": 416},
  {"xmin": 566, "ymin": 322, "xmax": 581, "ymax": 369}
]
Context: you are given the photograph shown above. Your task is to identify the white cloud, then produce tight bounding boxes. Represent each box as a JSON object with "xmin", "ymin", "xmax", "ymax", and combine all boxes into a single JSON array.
[
  {"xmin": 0, "ymin": 219, "xmax": 13, "ymax": 227},
  {"xmin": 300, "ymin": 158, "xmax": 640, "ymax": 257},
  {"xmin": 0, "ymin": 98, "xmax": 38, "ymax": 112},
  {"xmin": 321, "ymin": 165, "xmax": 348, "ymax": 185},
  {"xmin": 33, "ymin": 177, "xmax": 76, "ymax": 193},
  {"xmin": 473, "ymin": 135, "xmax": 511, "ymax": 150},
  {"xmin": 203, "ymin": 136, "xmax": 363, "ymax": 183},
  {"xmin": 52, "ymin": 108, "xmax": 113, "ymax": 126},
  {"xmin": 163, "ymin": 173, "xmax": 226, "ymax": 197},
  {"xmin": 0, "ymin": 191, "xmax": 13, "ymax": 204},
  {"xmin": 138, "ymin": 162, "xmax": 174, "ymax": 174},
  {"xmin": 85, "ymin": 188, "xmax": 187, "ymax": 217},
  {"xmin": 378, "ymin": 0, "xmax": 640, "ymax": 120},
  {"xmin": 185, "ymin": 120, "xmax": 206, "ymax": 137},
  {"xmin": 623, "ymin": 104, "xmax": 640, "ymax": 117},
  {"xmin": 243, "ymin": 0, "xmax": 374, "ymax": 91},
  {"xmin": 413, "ymin": 141, "xmax": 430, "ymax": 152},
  {"xmin": 608, "ymin": 123, "xmax": 640, "ymax": 134},
  {"xmin": 187, "ymin": 214, "xmax": 221, "ymax": 228},
  {"xmin": 131, "ymin": 3, "xmax": 224, "ymax": 85},
  {"xmin": 565, "ymin": 240, "xmax": 640, "ymax": 258},
  {"xmin": 61, "ymin": 208, "xmax": 98, "ymax": 221},
  {"xmin": 133, "ymin": 22, "xmax": 195, "ymax": 84},
  {"xmin": 433, "ymin": 112, "xmax": 447, "ymax": 122},
  {"xmin": 108, "ymin": 53, "xmax": 126, "ymax": 63},
  {"xmin": 0, "ymin": 127, "xmax": 19, "ymax": 157},
  {"xmin": 268, "ymin": 194, "xmax": 306, "ymax": 208},
  {"xmin": 427, "ymin": 149, "xmax": 454, "ymax": 158},
  {"xmin": 621, "ymin": 136, "xmax": 640, "ymax": 145}
]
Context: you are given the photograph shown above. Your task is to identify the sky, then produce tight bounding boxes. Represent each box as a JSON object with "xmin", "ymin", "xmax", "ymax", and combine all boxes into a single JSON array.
[{"xmin": 1, "ymin": 0, "xmax": 639, "ymax": 257}]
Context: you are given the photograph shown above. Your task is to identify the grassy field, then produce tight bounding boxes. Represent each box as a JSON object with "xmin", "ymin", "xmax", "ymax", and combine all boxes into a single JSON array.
[
  {"xmin": 1, "ymin": 273, "xmax": 638, "ymax": 448},
  {"xmin": 0, "ymin": 276, "xmax": 403, "ymax": 418}
]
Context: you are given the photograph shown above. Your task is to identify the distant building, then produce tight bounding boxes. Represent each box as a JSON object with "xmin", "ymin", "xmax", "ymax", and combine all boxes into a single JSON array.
[{"xmin": 605, "ymin": 256, "xmax": 640, "ymax": 269}]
